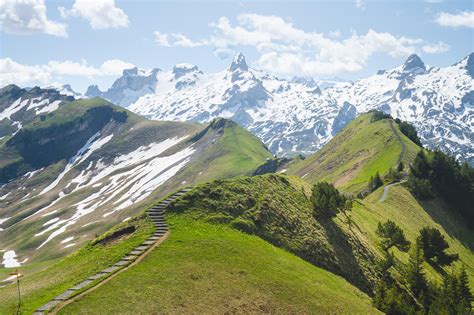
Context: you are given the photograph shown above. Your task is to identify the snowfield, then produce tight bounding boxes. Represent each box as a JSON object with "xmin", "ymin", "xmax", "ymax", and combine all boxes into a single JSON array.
[
  {"xmin": 32, "ymin": 135, "xmax": 193, "ymax": 249},
  {"xmin": 108, "ymin": 53, "xmax": 473, "ymax": 163}
]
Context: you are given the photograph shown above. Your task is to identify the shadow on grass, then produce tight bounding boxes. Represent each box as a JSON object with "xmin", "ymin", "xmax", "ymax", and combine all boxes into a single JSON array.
[
  {"xmin": 413, "ymin": 195, "xmax": 474, "ymax": 252},
  {"xmin": 319, "ymin": 216, "xmax": 375, "ymax": 295}
]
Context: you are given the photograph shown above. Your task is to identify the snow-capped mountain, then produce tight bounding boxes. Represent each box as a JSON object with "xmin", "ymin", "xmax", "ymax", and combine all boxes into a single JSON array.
[
  {"xmin": 128, "ymin": 53, "xmax": 343, "ymax": 155},
  {"xmin": 85, "ymin": 67, "xmax": 160, "ymax": 107},
  {"xmin": 331, "ymin": 53, "xmax": 474, "ymax": 163},
  {"xmin": 87, "ymin": 53, "xmax": 474, "ymax": 164}
]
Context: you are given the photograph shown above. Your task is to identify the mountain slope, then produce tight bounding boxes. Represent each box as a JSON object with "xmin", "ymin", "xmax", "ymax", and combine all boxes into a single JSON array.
[
  {"xmin": 285, "ymin": 112, "xmax": 420, "ymax": 193},
  {"xmin": 0, "ymin": 97, "xmax": 272, "ymax": 265},
  {"xmin": 0, "ymin": 212, "xmax": 377, "ymax": 314},
  {"xmin": 88, "ymin": 52, "xmax": 473, "ymax": 164},
  {"xmin": 0, "ymin": 85, "xmax": 73, "ymax": 139}
]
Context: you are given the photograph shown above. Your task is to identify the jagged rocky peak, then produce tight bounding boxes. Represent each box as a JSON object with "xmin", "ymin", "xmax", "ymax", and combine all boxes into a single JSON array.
[
  {"xmin": 173, "ymin": 63, "xmax": 199, "ymax": 79},
  {"xmin": 230, "ymin": 53, "xmax": 249, "ymax": 72},
  {"xmin": 402, "ymin": 54, "xmax": 426, "ymax": 72},
  {"xmin": 123, "ymin": 67, "xmax": 160, "ymax": 77},
  {"xmin": 85, "ymin": 84, "xmax": 103, "ymax": 97},
  {"xmin": 461, "ymin": 52, "xmax": 474, "ymax": 78}
]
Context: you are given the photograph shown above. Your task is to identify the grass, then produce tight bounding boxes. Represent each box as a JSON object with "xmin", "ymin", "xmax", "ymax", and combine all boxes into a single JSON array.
[
  {"xmin": 344, "ymin": 184, "xmax": 474, "ymax": 288},
  {"xmin": 0, "ymin": 215, "xmax": 154, "ymax": 314},
  {"xmin": 168, "ymin": 174, "xmax": 379, "ymax": 293},
  {"xmin": 60, "ymin": 215, "xmax": 379, "ymax": 314},
  {"xmin": 173, "ymin": 118, "xmax": 273, "ymax": 183},
  {"xmin": 286, "ymin": 113, "xmax": 420, "ymax": 193}
]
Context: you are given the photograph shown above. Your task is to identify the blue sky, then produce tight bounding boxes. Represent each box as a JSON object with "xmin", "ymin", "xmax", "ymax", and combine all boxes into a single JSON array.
[{"xmin": 1, "ymin": 0, "xmax": 473, "ymax": 93}]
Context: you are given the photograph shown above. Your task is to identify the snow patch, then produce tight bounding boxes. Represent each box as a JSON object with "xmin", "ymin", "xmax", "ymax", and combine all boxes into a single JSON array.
[{"xmin": 2, "ymin": 250, "xmax": 21, "ymax": 268}]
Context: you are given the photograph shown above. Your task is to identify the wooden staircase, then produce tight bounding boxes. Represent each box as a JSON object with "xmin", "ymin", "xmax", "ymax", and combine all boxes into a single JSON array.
[{"xmin": 33, "ymin": 188, "xmax": 191, "ymax": 314}]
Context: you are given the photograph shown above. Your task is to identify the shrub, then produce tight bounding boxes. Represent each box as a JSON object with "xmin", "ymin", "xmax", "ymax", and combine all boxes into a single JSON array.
[
  {"xmin": 370, "ymin": 110, "xmax": 392, "ymax": 122},
  {"xmin": 406, "ymin": 176, "xmax": 432, "ymax": 199},
  {"xmin": 311, "ymin": 182, "xmax": 347, "ymax": 218},
  {"xmin": 418, "ymin": 227, "xmax": 458, "ymax": 266},
  {"xmin": 398, "ymin": 121, "xmax": 423, "ymax": 147},
  {"xmin": 376, "ymin": 220, "xmax": 410, "ymax": 252},
  {"xmin": 368, "ymin": 172, "xmax": 383, "ymax": 192}
]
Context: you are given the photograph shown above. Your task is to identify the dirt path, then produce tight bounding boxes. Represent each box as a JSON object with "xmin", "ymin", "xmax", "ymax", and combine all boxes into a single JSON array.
[
  {"xmin": 389, "ymin": 120, "xmax": 406, "ymax": 166},
  {"xmin": 33, "ymin": 188, "xmax": 190, "ymax": 315},
  {"xmin": 379, "ymin": 180, "xmax": 407, "ymax": 202}
]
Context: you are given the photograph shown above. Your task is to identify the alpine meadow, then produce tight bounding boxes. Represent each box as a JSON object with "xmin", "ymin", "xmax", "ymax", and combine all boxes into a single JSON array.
[{"xmin": 0, "ymin": 1, "xmax": 473, "ymax": 314}]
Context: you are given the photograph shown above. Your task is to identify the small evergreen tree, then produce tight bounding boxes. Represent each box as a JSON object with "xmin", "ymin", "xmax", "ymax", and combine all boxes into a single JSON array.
[
  {"xmin": 376, "ymin": 220, "xmax": 410, "ymax": 252},
  {"xmin": 458, "ymin": 265, "xmax": 473, "ymax": 313},
  {"xmin": 311, "ymin": 182, "xmax": 347, "ymax": 218},
  {"xmin": 419, "ymin": 227, "xmax": 458, "ymax": 266},
  {"xmin": 406, "ymin": 240, "xmax": 428, "ymax": 300},
  {"xmin": 369, "ymin": 172, "xmax": 383, "ymax": 192},
  {"xmin": 397, "ymin": 161, "xmax": 404, "ymax": 172}
]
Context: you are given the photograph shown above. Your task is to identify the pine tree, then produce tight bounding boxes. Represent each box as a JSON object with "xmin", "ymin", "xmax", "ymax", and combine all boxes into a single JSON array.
[
  {"xmin": 458, "ymin": 265, "xmax": 473, "ymax": 313},
  {"xmin": 397, "ymin": 161, "xmax": 404, "ymax": 172},
  {"xmin": 406, "ymin": 240, "xmax": 428, "ymax": 299},
  {"xmin": 419, "ymin": 227, "xmax": 458, "ymax": 266},
  {"xmin": 369, "ymin": 172, "xmax": 383, "ymax": 192},
  {"xmin": 376, "ymin": 220, "xmax": 410, "ymax": 252}
]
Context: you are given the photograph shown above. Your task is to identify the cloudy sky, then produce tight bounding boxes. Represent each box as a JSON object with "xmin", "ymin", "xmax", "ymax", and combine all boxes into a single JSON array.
[{"xmin": 1, "ymin": 0, "xmax": 473, "ymax": 93}]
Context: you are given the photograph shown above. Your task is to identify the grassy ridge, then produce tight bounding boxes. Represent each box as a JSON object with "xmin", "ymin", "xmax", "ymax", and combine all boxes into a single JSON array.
[
  {"xmin": 286, "ymin": 113, "xmax": 420, "ymax": 193},
  {"xmin": 167, "ymin": 174, "xmax": 378, "ymax": 292},
  {"xmin": 60, "ymin": 216, "xmax": 379, "ymax": 314}
]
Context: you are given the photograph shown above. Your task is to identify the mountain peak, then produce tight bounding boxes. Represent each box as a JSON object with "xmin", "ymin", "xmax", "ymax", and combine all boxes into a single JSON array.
[
  {"xmin": 173, "ymin": 63, "xmax": 199, "ymax": 79},
  {"xmin": 230, "ymin": 53, "xmax": 248, "ymax": 72},
  {"xmin": 85, "ymin": 85, "xmax": 103, "ymax": 97},
  {"xmin": 460, "ymin": 52, "xmax": 474, "ymax": 77},
  {"xmin": 402, "ymin": 54, "xmax": 426, "ymax": 72},
  {"xmin": 123, "ymin": 67, "xmax": 139, "ymax": 76}
]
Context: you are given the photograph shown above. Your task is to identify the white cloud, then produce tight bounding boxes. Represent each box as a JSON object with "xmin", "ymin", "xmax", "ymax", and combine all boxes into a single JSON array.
[
  {"xmin": 153, "ymin": 13, "xmax": 447, "ymax": 76},
  {"xmin": 59, "ymin": 0, "xmax": 129, "ymax": 30},
  {"xmin": 213, "ymin": 47, "xmax": 235, "ymax": 60},
  {"xmin": 435, "ymin": 11, "xmax": 474, "ymax": 28},
  {"xmin": 100, "ymin": 59, "xmax": 135, "ymax": 75},
  {"xmin": 47, "ymin": 59, "xmax": 102, "ymax": 77},
  {"xmin": 422, "ymin": 41, "xmax": 450, "ymax": 54},
  {"xmin": 0, "ymin": 0, "xmax": 67, "ymax": 37},
  {"xmin": 154, "ymin": 31, "xmax": 205, "ymax": 47},
  {"xmin": 355, "ymin": 0, "xmax": 365, "ymax": 10},
  {"xmin": 0, "ymin": 58, "xmax": 51, "ymax": 86},
  {"xmin": 0, "ymin": 58, "xmax": 135, "ymax": 87},
  {"xmin": 153, "ymin": 31, "xmax": 171, "ymax": 46},
  {"xmin": 328, "ymin": 30, "xmax": 341, "ymax": 38}
]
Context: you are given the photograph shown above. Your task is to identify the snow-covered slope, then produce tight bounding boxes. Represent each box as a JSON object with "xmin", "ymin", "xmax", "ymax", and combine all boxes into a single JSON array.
[
  {"xmin": 0, "ymin": 96, "xmax": 271, "ymax": 264},
  {"xmin": 330, "ymin": 54, "xmax": 474, "ymax": 163},
  {"xmin": 0, "ymin": 85, "xmax": 73, "ymax": 138},
  {"xmin": 90, "ymin": 53, "xmax": 474, "ymax": 164},
  {"xmin": 129, "ymin": 54, "xmax": 345, "ymax": 156}
]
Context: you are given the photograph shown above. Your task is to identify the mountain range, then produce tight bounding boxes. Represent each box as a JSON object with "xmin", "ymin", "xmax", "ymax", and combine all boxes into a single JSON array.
[{"xmin": 83, "ymin": 53, "xmax": 474, "ymax": 164}]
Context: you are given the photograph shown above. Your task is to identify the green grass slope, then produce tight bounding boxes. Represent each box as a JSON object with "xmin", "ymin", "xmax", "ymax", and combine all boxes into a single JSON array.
[
  {"xmin": 60, "ymin": 216, "xmax": 379, "ymax": 314},
  {"xmin": 167, "ymin": 174, "xmax": 379, "ymax": 293},
  {"xmin": 346, "ymin": 184, "xmax": 474, "ymax": 288},
  {"xmin": 286, "ymin": 113, "xmax": 420, "ymax": 193},
  {"xmin": 0, "ymin": 215, "xmax": 155, "ymax": 314}
]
